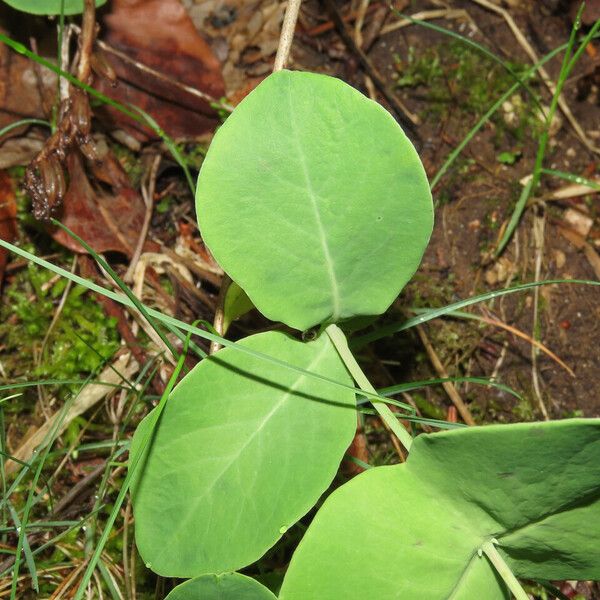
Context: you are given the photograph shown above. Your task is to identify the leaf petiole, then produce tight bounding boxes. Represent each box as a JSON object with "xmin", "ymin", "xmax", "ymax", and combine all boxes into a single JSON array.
[
  {"xmin": 480, "ymin": 539, "xmax": 528, "ymax": 600},
  {"xmin": 325, "ymin": 324, "xmax": 413, "ymax": 452}
]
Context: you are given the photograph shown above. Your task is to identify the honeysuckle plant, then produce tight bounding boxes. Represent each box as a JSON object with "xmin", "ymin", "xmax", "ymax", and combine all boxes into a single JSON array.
[{"xmin": 130, "ymin": 70, "xmax": 600, "ymax": 599}]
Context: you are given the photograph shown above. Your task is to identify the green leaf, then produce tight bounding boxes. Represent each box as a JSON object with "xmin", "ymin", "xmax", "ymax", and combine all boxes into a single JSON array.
[
  {"xmin": 2, "ymin": 0, "xmax": 106, "ymax": 15},
  {"xmin": 165, "ymin": 573, "xmax": 276, "ymax": 600},
  {"xmin": 497, "ymin": 151, "xmax": 521, "ymax": 165},
  {"xmin": 222, "ymin": 281, "xmax": 254, "ymax": 334},
  {"xmin": 131, "ymin": 331, "xmax": 356, "ymax": 577},
  {"xmin": 280, "ymin": 419, "xmax": 600, "ymax": 599},
  {"xmin": 196, "ymin": 70, "xmax": 433, "ymax": 331}
]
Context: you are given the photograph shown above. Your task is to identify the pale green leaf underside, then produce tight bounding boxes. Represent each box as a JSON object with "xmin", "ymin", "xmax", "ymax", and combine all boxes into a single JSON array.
[
  {"xmin": 222, "ymin": 280, "xmax": 254, "ymax": 334},
  {"xmin": 165, "ymin": 573, "xmax": 276, "ymax": 600},
  {"xmin": 3, "ymin": 0, "xmax": 106, "ymax": 15},
  {"xmin": 130, "ymin": 331, "xmax": 356, "ymax": 577},
  {"xmin": 280, "ymin": 419, "xmax": 600, "ymax": 599},
  {"xmin": 196, "ymin": 70, "xmax": 433, "ymax": 331}
]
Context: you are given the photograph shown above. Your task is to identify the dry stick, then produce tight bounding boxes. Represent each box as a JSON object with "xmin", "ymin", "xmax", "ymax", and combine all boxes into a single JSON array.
[
  {"xmin": 124, "ymin": 154, "xmax": 161, "ymax": 283},
  {"xmin": 71, "ymin": 25, "xmax": 233, "ymax": 113},
  {"xmin": 77, "ymin": 0, "xmax": 96, "ymax": 84},
  {"xmin": 354, "ymin": 0, "xmax": 371, "ymax": 47},
  {"xmin": 59, "ymin": 25, "xmax": 74, "ymax": 101},
  {"xmin": 381, "ymin": 8, "xmax": 472, "ymax": 35},
  {"xmin": 323, "ymin": 0, "xmax": 420, "ymax": 137},
  {"xmin": 274, "ymin": 0, "xmax": 303, "ymax": 72},
  {"xmin": 477, "ymin": 308, "xmax": 574, "ymax": 377},
  {"xmin": 531, "ymin": 208, "xmax": 550, "ymax": 419},
  {"xmin": 415, "ymin": 324, "xmax": 476, "ymax": 426},
  {"xmin": 470, "ymin": 0, "xmax": 600, "ymax": 154}
]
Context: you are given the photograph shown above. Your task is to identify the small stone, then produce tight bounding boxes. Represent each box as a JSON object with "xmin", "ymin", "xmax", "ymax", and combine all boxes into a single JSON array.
[
  {"xmin": 564, "ymin": 208, "xmax": 593, "ymax": 238},
  {"xmin": 553, "ymin": 249, "xmax": 566, "ymax": 269}
]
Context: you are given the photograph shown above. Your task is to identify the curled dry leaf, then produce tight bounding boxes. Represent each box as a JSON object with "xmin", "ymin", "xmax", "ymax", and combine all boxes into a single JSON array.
[
  {"xmin": 50, "ymin": 152, "xmax": 146, "ymax": 256},
  {"xmin": 94, "ymin": 0, "xmax": 225, "ymax": 140},
  {"xmin": 0, "ymin": 170, "xmax": 16, "ymax": 289},
  {"xmin": 0, "ymin": 28, "xmax": 55, "ymax": 133}
]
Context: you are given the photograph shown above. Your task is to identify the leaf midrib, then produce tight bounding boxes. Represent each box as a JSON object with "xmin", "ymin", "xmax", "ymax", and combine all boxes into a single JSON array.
[
  {"xmin": 286, "ymin": 75, "xmax": 341, "ymax": 322},
  {"xmin": 150, "ymin": 339, "xmax": 332, "ymax": 568}
]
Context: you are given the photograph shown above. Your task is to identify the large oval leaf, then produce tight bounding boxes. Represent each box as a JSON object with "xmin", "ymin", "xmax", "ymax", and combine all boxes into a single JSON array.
[
  {"xmin": 131, "ymin": 331, "xmax": 356, "ymax": 577},
  {"xmin": 3, "ymin": 0, "xmax": 106, "ymax": 15},
  {"xmin": 165, "ymin": 573, "xmax": 276, "ymax": 600},
  {"xmin": 196, "ymin": 70, "xmax": 433, "ymax": 331},
  {"xmin": 280, "ymin": 419, "xmax": 600, "ymax": 599}
]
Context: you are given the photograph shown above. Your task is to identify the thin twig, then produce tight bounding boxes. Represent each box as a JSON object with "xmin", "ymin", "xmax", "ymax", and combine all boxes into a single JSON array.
[
  {"xmin": 381, "ymin": 8, "xmax": 471, "ymax": 35},
  {"xmin": 124, "ymin": 155, "xmax": 161, "ymax": 283},
  {"xmin": 71, "ymin": 25, "xmax": 233, "ymax": 113},
  {"xmin": 77, "ymin": 0, "xmax": 96, "ymax": 84},
  {"xmin": 274, "ymin": 0, "xmax": 303, "ymax": 71},
  {"xmin": 416, "ymin": 325, "xmax": 476, "ymax": 426},
  {"xmin": 354, "ymin": 0, "xmax": 371, "ymax": 47},
  {"xmin": 531, "ymin": 208, "xmax": 550, "ymax": 419}
]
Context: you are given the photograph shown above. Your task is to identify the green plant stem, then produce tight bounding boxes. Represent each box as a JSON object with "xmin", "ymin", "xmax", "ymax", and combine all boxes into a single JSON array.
[
  {"xmin": 325, "ymin": 324, "xmax": 413, "ymax": 452},
  {"xmin": 480, "ymin": 540, "xmax": 528, "ymax": 600}
]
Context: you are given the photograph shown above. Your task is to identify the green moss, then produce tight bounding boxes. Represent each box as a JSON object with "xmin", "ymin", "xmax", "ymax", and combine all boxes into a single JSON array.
[
  {"xmin": 394, "ymin": 40, "xmax": 542, "ymax": 142},
  {"xmin": 110, "ymin": 142, "xmax": 144, "ymax": 187},
  {"xmin": 0, "ymin": 260, "xmax": 119, "ymax": 390}
]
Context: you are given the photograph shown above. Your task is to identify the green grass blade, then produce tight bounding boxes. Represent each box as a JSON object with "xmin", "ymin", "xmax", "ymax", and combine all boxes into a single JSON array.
[
  {"xmin": 51, "ymin": 219, "xmax": 178, "ymax": 358},
  {"xmin": 541, "ymin": 167, "xmax": 600, "ymax": 190},
  {"xmin": 97, "ymin": 559, "xmax": 123, "ymax": 600},
  {"xmin": 8, "ymin": 390, "xmax": 77, "ymax": 599},
  {"xmin": 0, "ymin": 508, "xmax": 104, "ymax": 579},
  {"xmin": 0, "ymin": 119, "xmax": 51, "ymax": 139},
  {"xmin": 377, "ymin": 376, "xmax": 522, "ymax": 401},
  {"xmin": 352, "ymin": 278, "xmax": 600, "ymax": 347},
  {"xmin": 0, "ymin": 393, "xmax": 22, "ymax": 405},
  {"xmin": 7, "ymin": 502, "xmax": 38, "ymax": 593},
  {"xmin": 0, "ymin": 379, "xmax": 130, "ymax": 393},
  {"xmin": 0, "ymin": 33, "xmax": 192, "ymax": 191},
  {"xmin": 495, "ymin": 177, "xmax": 533, "ymax": 256},
  {"xmin": 131, "ymin": 106, "xmax": 194, "ymax": 195}
]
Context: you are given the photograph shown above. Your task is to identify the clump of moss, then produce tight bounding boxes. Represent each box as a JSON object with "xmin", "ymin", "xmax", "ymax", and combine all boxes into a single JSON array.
[
  {"xmin": 394, "ymin": 40, "xmax": 541, "ymax": 142},
  {"xmin": 0, "ymin": 259, "xmax": 119, "ymax": 386}
]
